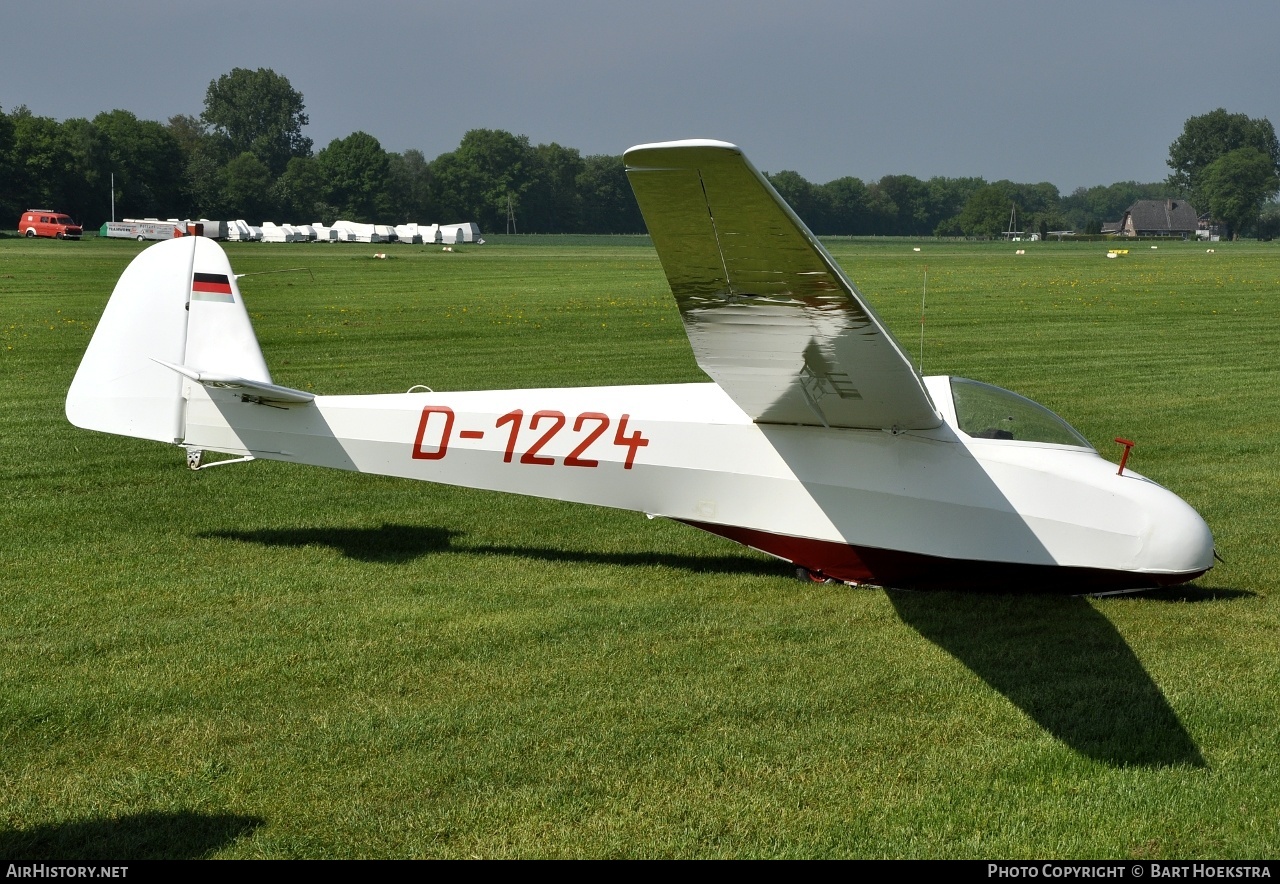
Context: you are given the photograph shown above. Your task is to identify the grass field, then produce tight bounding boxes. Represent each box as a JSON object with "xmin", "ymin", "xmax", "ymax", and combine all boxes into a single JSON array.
[{"xmin": 1, "ymin": 234, "xmax": 1278, "ymax": 859}]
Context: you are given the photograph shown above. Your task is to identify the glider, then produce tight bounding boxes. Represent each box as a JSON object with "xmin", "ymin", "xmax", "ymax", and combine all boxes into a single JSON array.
[{"xmin": 66, "ymin": 140, "xmax": 1214, "ymax": 591}]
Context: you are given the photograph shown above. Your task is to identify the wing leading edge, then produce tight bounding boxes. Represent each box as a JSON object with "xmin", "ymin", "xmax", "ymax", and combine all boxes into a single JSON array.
[{"xmin": 624, "ymin": 140, "xmax": 940, "ymax": 431}]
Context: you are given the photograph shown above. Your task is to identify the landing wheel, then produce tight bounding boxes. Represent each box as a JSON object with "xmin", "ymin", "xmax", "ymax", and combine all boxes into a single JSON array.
[{"xmin": 797, "ymin": 567, "xmax": 837, "ymax": 585}]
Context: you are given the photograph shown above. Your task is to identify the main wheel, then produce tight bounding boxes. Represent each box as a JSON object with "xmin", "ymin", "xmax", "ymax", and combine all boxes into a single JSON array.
[
  {"xmin": 137, "ymin": 235, "xmax": 144, "ymax": 242},
  {"xmin": 25, "ymin": 229, "xmax": 35, "ymax": 237}
]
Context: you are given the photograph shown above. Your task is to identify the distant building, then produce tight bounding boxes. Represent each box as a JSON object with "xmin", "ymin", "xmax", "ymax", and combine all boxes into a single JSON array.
[
  {"xmin": 1197, "ymin": 213, "xmax": 1223, "ymax": 241},
  {"xmin": 1110, "ymin": 199, "xmax": 1199, "ymax": 238}
]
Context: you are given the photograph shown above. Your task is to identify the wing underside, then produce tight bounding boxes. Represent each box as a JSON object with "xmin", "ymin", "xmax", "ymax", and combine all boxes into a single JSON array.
[{"xmin": 624, "ymin": 140, "xmax": 939, "ymax": 431}]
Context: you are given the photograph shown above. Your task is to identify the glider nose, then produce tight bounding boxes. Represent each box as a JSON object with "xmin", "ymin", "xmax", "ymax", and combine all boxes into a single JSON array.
[{"xmin": 1138, "ymin": 483, "xmax": 1215, "ymax": 580}]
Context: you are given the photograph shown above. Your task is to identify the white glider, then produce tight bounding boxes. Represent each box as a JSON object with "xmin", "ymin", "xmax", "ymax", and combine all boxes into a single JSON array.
[{"xmin": 66, "ymin": 140, "xmax": 1214, "ymax": 591}]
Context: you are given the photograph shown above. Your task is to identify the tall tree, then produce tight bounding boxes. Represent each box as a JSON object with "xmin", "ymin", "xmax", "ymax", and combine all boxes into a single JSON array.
[
  {"xmin": 954, "ymin": 184, "xmax": 1015, "ymax": 237},
  {"xmin": 925, "ymin": 176, "xmax": 986, "ymax": 235},
  {"xmin": 94, "ymin": 110, "xmax": 185, "ymax": 220},
  {"xmin": 523, "ymin": 142, "xmax": 584, "ymax": 233},
  {"xmin": 201, "ymin": 68, "xmax": 312, "ymax": 177},
  {"xmin": 1198, "ymin": 147, "xmax": 1280, "ymax": 240},
  {"xmin": 181, "ymin": 146, "xmax": 228, "ymax": 219},
  {"xmin": 823, "ymin": 176, "xmax": 869, "ymax": 235},
  {"xmin": 577, "ymin": 154, "xmax": 644, "ymax": 234},
  {"xmin": 766, "ymin": 170, "xmax": 829, "ymax": 232},
  {"xmin": 878, "ymin": 174, "xmax": 932, "ymax": 236},
  {"xmin": 431, "ymin": 129, "xmax": 537, "ymax": 231},
  {"xmin": 168, "ymin": 114, "xmax": 221, "ymax": 219},
  {"xmin": 167, "ymin": 114, "xmax": 207, "ymax": 157},
  {"xmin": 386, "ymin": 149, "xmax": 435, "ymax": 222},
  {"xmin": 8, "ymin": 107, "xmax": 80, "ymax": 217},
  {"xmin": 60, "ymin": 117, "xmax": 109, "ymax": 224},
  {"xmin": 221, "ymin": 152, "xmax": 273, "ymax": 221},
  {"xmin": 863, "ymin": 182, "xmax": 900, "ymax": 236},
  {"xmin": 998, "ymin": 180, "xmax": 1062, "ymax": 236},
  {"xmin": 1255, "ymin": 201, "xmax": 1280, "ymax": 241},
  {"xmin": 1168, "ymin": 109, "xmax": 1280, "ymax": 209},
  {"xmin": 315, "ymin": 132, "xmax": 391, "ymax": 222},
  {"xmin": 275, "ymin": 155, "xmax": 333, "ymax": 223},
  {"xmin": 0, "ymin": 105, "xmax": 17, "ymax": 220}
]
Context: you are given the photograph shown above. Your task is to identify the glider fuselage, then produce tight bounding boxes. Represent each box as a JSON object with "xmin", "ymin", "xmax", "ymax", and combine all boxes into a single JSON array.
[{"xmin": 181, "ymin": 377, "xmax": 1212, "ymax": 590}]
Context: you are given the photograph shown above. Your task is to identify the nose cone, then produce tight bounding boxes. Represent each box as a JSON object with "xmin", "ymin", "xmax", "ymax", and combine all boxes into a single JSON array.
[{"xmin": 1134, "ymin": 479, "xmax": 1215, "ymax": 581}]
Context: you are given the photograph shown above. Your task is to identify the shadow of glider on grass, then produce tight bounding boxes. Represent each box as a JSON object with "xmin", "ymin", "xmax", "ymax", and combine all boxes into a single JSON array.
[{"xmin": 66, "ymin": 140, "xmax": 1214, "ymax": 592}]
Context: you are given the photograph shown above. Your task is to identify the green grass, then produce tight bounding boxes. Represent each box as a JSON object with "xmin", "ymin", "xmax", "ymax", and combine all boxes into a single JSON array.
[{"xmin": 1, "ymin": 236, "xmax": 1278, "ymax": 858}]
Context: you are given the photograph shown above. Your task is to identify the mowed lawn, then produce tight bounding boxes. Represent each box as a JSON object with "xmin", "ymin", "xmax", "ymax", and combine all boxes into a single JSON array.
[{"xmin": 1, "ymin": 234, "xmax": 1277, "ymax": 859}]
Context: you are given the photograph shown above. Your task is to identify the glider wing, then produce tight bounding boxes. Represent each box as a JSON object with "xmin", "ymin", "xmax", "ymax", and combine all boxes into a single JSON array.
[{"xmin": 625, "ymin": 140, "xmax": 940, "ymax": 431}]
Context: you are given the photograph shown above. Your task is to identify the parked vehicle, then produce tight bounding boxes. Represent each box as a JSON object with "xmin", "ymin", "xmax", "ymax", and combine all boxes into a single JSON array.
[
  {"xmin": 100, "ymin": 220, "xmax": 186, "ymax": 242},
  {"xmin": 20, "ymin": 210, "xmax": 83, "ymax": 239}
]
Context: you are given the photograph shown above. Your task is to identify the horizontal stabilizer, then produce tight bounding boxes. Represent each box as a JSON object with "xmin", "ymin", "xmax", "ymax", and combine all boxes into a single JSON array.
[{"xmin": 152, "ymin": 360, "xmax": 315, "ymax": 404}]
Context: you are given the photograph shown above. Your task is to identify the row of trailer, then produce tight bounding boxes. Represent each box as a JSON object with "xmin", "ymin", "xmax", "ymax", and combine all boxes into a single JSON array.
[{"xmin": 101, "ymin": 219, "xmax": 482, "ymax": 244}]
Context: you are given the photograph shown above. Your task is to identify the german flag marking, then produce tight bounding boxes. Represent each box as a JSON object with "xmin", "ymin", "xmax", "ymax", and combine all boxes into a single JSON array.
[{"xmin": 192, "ymin": 272, "xmax": 234, "ymax": 302}]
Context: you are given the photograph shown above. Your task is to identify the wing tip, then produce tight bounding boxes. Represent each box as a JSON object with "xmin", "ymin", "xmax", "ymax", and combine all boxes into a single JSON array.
[{"xmin": 624, "ymin": 139, "xmax": 741, "ymax": 168}]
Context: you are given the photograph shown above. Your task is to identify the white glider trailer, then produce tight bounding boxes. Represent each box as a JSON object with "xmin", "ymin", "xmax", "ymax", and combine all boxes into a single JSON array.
[
  {"xmin": 101, "ymin": 219, "xmax": 188, "ymax": 241},
  {"xmin": 260, "ymin": 223, "xmax": 309, "ymax": 243},
  {"xmin": 393, "ymin": 224, "xmax": 422, "ymax": 244},
  {"xmin": 331, "ymin": 221, "xmax": 386, "ymax": 243},
  {"xmin": 224, "ymin": 220, "xmax": 262, "ymax": 242},
  {"xmin": 439, "ymin": 223, "xmax": 481, "ymax": 243}
]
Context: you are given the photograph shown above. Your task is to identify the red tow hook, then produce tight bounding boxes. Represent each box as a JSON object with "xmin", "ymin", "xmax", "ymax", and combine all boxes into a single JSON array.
[{"xmin": 1114, "ymin": 437, "xmax": 1135, "ymax": 475}]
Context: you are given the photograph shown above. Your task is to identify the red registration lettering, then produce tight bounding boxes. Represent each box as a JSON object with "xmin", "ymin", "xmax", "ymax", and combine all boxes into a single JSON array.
[
  {"xmin": 489, "ymin": 408, "xmax": 650, "ymax": 469},
  {"xmin": 565, "ymin": 413, "xmax": 609, "ymax": 467},
  {"xmin": 496, "ymin": 409, "xmax": 523, "ymax": 463},
  {"xmin": 613, "ymin": 414, "xmax": 649, "ymax": 469},
  {"xmin": 521, "ymin": 410, "xmax": 565, "ymax": 465},
  {"xmin": 412, "ymin": 405, "xmax": 454, "ymax": 460}
]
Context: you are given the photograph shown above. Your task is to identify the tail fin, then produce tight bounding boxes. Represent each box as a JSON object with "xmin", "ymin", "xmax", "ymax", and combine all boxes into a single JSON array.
[{"xmin": 66, "ymin": 237, "xmax": 272, "ymax": 443}]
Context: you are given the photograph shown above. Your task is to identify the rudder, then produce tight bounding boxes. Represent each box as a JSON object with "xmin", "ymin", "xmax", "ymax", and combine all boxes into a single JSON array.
[{"xmin": 66, "ymin": 237, "xmax": 271, "ymax": 443}]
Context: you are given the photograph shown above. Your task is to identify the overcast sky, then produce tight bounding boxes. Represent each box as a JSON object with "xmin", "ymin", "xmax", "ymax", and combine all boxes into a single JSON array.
[{"xmin": 4, "ymin": 1, "xmax": 1277, "ymax": 193}]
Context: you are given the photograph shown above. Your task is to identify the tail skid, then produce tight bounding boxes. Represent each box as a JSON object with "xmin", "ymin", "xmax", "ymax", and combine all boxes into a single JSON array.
[{"xmin": 185, "ymin": 448, "xmax": 256, "ymax": 471}]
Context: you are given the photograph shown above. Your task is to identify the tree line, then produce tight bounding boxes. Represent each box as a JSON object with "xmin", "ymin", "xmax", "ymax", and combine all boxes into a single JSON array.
[{"xmin": 1, "ymin": 68, "xmax": 1276, "ymax": 239}]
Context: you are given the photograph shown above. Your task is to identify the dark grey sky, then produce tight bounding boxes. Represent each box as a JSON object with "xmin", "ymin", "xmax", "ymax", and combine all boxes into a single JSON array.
[{"xmin": 5, "ymin": 1, "xmax": 1277, "ymax": 193}]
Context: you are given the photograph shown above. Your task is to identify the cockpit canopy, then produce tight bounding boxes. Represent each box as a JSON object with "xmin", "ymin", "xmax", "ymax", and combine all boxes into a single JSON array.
[{"xmin": 948, "ymin": 377, "xmax": 1092, "ymax": 448}]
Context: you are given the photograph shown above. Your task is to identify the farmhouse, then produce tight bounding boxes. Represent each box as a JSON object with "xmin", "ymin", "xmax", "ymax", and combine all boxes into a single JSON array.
[{"xmin": 1112, "ymin": 199, "xmax": 1199, "ymax": 238}]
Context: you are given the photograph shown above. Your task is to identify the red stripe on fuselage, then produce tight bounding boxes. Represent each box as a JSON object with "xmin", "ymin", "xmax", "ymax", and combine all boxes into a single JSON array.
[{"xmin": 676, "ymin": 520, "xmax": 1209, "ymax": 592}]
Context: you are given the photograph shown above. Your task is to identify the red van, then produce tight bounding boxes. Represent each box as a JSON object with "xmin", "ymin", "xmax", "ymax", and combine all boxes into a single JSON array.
[{"xmin": 20, "ymin": 210, "xmax": 83, "ymax": 239}]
